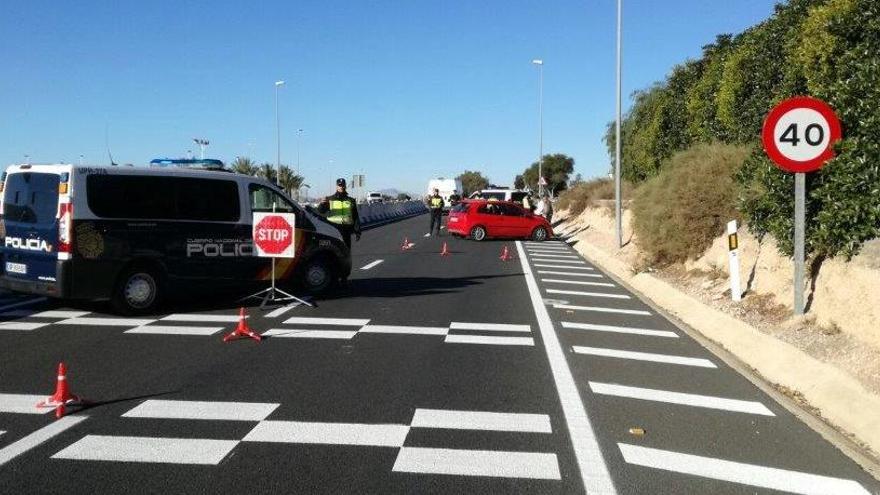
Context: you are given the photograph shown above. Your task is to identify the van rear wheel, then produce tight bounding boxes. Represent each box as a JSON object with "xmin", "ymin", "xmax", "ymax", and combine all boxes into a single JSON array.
[{"xmin": 112, "ymin": 267, "xmax": 161, "ymax": 315}]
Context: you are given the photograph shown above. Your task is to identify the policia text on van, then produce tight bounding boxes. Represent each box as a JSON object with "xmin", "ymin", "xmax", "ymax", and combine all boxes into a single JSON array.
[{"xmin": 0, "ymin": 164, "xmax": 351, "ymax": 314}]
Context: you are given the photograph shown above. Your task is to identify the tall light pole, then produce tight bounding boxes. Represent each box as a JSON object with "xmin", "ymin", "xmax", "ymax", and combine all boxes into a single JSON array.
[
  {"xmin": 532, "ymin": 59, "xmax": 544, "ymax": 196},
  {"xmin": 296, "ymin": 129, "xmax": 303, "ymax": 175},
  {"xmin": 193, "ymin": 138, "xmax": 209, "ymax": 159},
  {"xmin": 614, "ymin": 0, "xmax": 623, "ymax": 248},
  {"xmin": 275, "ymin": 80, "xmax": 285, "ymax": 182}
]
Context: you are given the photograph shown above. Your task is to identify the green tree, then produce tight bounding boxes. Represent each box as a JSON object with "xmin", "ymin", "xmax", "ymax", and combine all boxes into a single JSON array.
[
  {"xmin": 521, "ymin": 154, "xmax": 575, "ymax": 194},
  {"xmin": 514, "ymin": 175, "xmax": 525, "ymax": 190},
  {"xmin": 230, "ymin": 156, "xmax": 258, "ymax": 176},
  {"xmin": 276, "ymin": 165, "xmax": 304, "ymax": 197},
  {"xmin": 257, "ymin": 163, "xmax": 277, "ymax": 184},
  {"xmin": 457, "ymin": 170, "xmax": 489, "ymax": 196}
]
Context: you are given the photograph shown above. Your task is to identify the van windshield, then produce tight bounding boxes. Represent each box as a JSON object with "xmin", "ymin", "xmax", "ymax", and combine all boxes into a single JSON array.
[{"xmin": 3, "ymin": 172, "xmax": 60, "ymax": 224}]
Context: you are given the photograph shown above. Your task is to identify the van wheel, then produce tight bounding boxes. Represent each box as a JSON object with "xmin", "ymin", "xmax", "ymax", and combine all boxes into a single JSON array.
[
  {"xmin": 112, "ymin": 267, "xmax": 161, "ymax": 315},
  {"xmin": 301, "ymin": 256, "xmax": 336, "ymax": 293},
  {"xmin": 531, "ymin": 226, "xmax": 548, "ymax": 241},
  {"xmin": 470, "ymin": 226, "xmax": 487, "ymax": 241}
]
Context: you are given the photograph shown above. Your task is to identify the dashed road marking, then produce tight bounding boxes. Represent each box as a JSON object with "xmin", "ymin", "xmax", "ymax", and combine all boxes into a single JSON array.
[
  {"xmin": 122, "ymin": 400, "xmax": 280, "ymax": 421},
  {"xmin": 359, "ymin": 325, "xmax": 448, "ymax": 336},
  {"xmin": 573, "ymin": 346, "xmax": 716, "ymax": 368},
  {"xmin": 53, "ymin": 435, "xmax": 238, "ymax": 465},
  {"xmin": 534, "ymin": 264, "xmax": 598, "ymax": 272},
  {"xmin": 360, "ymin": 259, "xmax": 384, "ymax": 270},
  {"xmin": 0, "ymin": 322, "xmax": 49, "ymax": 331},
  {"xmin": 618, "ymin": 443, "xmax": 871, "ymax": 495},
  {"xmin": 553, "ymin": 304, "xmax": 649, "ymax": 316},
  {"xmin": 264, "ymin": 303, "xmax": 302, "ymax": 318},
  {"xmin": 243, "ymin": 421, "xmax": 409, "ymax": 447},
  {"xmin": 546, "ymin": 289, "xmax": 630, "ymax": 300},
  {"xmin": 283, "ymin": 317, "xmax": 370, "ymax": 326},
  {"xmin": 449, "ymin": 322, "xmax": 531, "ymax": 333},
  {"xmin": 0, "ymin": 394, "xmax": 57, "ymax": 414},
  {"xmin": 589, "ymin": 382, "xmax": 774, "ymax": 415},
  {"xmin": 561, "ymin": 322, "xmax": 678, "ymax": 338},
  {"xmin": 124, "ymin": 325, "xmax": 224, "ymax": 336},
  {"xmin": 161, "ymin": 314, "xmax": 241, "ymax": 323},
  {"xmin": 393, "ymin": 447, "xmax": 561, "ymax": 480},
  {"xmin": 0, "ymin": 416, "xmax": 87, "ymax": 466},
  {"xmin": 263, "ymin": 329, "xmax": 358, "ymax": 339},
  {"xmin": 542, "ymin": 279, "xmax": 614, "ymax": 287},
  {"xmin": 56, "ymin": 317, "xmax": 156, "ymax": 327},
  {"xmin": 444, "ymin": 334, "xmax": 535, "ymax": 346},
  {"xmin": 411, "ymin": 409, "xmax": 552, "ymax": 433}
]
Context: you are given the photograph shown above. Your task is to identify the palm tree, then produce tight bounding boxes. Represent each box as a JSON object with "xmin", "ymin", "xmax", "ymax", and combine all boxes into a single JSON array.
[
  {"xmin": 230, "ymin": 156, "xmax": 258, "ymax": 176},
  {"xmin": 257, "ymin": 163, "xmax": 277, "ymax": 184},
  {"xmin": 277, "ymin": 165, "xmax": 304, "ymax": 197}
]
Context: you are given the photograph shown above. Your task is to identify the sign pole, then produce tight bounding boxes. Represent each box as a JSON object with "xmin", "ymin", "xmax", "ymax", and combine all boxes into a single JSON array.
[{"xmin": 793, "ymin": 173, "xmax": 805, "ymax": 315}]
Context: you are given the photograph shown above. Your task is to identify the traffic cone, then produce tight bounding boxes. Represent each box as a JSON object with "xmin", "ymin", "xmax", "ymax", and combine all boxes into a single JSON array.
[
  {"xmin": 401, "ymin": 237, "xmax": 412, "ymax": 251},
  {"xmin": 223, "ymin": 307, "xmax": 262, "ymax": 342},
  {"xmin": 440, "ymin": 241, "xmax": 450, "ymax": 257},
  {"xmin": 500, "ymin": 245, "xmax": 515, "ymax": 261},
  {"xmin": 36, "ymin": 362, "xmax": 83, "ymax": 418}
]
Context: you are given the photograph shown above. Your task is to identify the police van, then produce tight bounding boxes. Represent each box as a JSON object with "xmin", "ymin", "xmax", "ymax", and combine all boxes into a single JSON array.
[{"xmin": 0, "ymin": 163, "xmax": 351, "ymax": 314}]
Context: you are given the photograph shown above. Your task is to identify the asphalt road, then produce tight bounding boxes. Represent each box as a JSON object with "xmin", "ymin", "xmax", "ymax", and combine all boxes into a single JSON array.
[{"xmin": 0, "ymin": 213, "xmax": 877, "ymax": 494}]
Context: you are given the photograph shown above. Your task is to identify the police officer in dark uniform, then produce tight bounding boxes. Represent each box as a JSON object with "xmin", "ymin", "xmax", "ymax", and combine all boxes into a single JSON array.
[
  {"xmin": 318, "ymin": 178, "xmax": 361, "ymax": 249},
  {"xmin": 427, "ymin": 188, "xmax": 444, "ymax": 236}
]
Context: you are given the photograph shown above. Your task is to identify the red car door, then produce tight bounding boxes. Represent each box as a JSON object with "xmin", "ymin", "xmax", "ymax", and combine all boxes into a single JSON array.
[{"xmin": 501, "ymin": 203, "xmax": 531, "ymax": 237}]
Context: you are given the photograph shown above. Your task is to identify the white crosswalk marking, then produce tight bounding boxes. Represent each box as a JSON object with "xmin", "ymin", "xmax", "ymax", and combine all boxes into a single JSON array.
[
  {"xmin": 449, "ymin": 322, "xmax": 531, "ymax": 333},
  {"xmin": 573, "ymin": 346, "xmax": 716, "ymax": 368},
  {"xmin": 554, "ymin": 304, "xmax": 650, "ymax": 315},
  {"xmin": 618, "ymin": 443, "xmax": 870, "ymax": 495},
  {"xmin": 243, "ymin": 421, "xmax": 410, "ymax": 447},
  {"xmin": 264, "ymin": 303, "xmax": 302, "ymax": 318},
  {"xmin": 393, "ymin": 447, "xmax": 561, "ymax": 480},
  {"xmin": 530, "ymin": 258, "xmax": 585, "ymax": 264},
  {"xmin": 53, "ymin": 436, "xmax": 239, "ymax": 465},
  {"xmin": 125, "ymin": 326, "xmax": 224, "ymax": 336},
  {"xmin": 263, "ymin": 329, "xmax": 358, "ymax": 339},
  {"xmin": 589, "ymin": 382, "xmax": 774, "ymax": 415},
  {"xmin": 411, "ymin": 409, "xmax": 552, "ymax": 433},
  {"xmin": 0, "ymin": 431, "xmax": 4, "ymax": 437},
  {"xmin": 534, "ymin": 264, "xmax": 598, "ymax": 272},
  {"xmin": 0, "ymin": 322, "xmax": 48, "ymax": 331},
  {"xmin": 0, "ymin": 416, "xmax": 87, "ymax": 466},
  {"xmin": 528, "ymin": 253, "xmax": 579, "ymax": 258},
  {"xmin": 30, "ymin": 310, "xmax": 90, "ymax": 318},
  {"xmin": 546, "ymin": 289, "xmax": 630, "ymax": 300},
  {"xmin": 359, "ymin": 325, "xmax": 448, "ymax": 336},
  {"xmin": 538, "ymin": 270, "xmax": 599, "ymax": 276},
  {"xmin": 444, "ymin": 334, "xmax": 535, "ymax": 346},
  {"xmin": 360, "ymin": 259, "xmax": 384, "ymax": 270},
  {"xmin": 561, "ymin": 321, "xmax": 678, "ymax": 338},
  {"xmin": 56, "ymin": 317, "xmax": 155, "ymax": 327},
  {"xmin": 161, "ymin": 314, "xmax": 241, "ymax": 323},
  {"xmin": 542, "ymin": 278, "xmax": 614, "ymax": 287},
  {"xmin": 122, "ymin": 400, "xmax": 279, "ymax": 421},
  {"xmin": 0, "ymin": 394, "xmax": 56, "ymax": 414},
  {"xmin": 283, "ymin": 317, "xmax": 370, "ymax": 326}
]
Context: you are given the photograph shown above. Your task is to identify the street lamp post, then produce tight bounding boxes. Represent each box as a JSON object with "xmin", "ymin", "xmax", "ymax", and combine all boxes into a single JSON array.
[
  {"xmin": 275, "ymin": 80, "xmax": 285, "ymax": 183},
  {"xmin": 296, "ymin": 129, "xmax": 304, "ymax": 200},
  {"xmin": 615, "ymin": 0, "xmax": 623, "ymax": 248},
  {"xmin": 532, "ymin": 59, "xmax": 544, "ymax": 196}
]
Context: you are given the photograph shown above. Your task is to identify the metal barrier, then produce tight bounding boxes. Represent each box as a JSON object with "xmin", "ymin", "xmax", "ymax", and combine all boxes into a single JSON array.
[{"xmin": 359, "ymin": 200, "xmax": 427, "ymax": 227}]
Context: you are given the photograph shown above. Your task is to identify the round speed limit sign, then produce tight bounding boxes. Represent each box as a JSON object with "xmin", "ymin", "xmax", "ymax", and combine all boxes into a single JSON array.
[{"xmin": 762, "ymin": 96, "xmax": 842, "ymax": 173}]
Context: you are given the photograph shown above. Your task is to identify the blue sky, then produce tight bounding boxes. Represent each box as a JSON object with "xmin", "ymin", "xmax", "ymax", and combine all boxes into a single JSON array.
[{"xmin": 1, "ymin": 0, "xmax": 779, "ymax": 196}]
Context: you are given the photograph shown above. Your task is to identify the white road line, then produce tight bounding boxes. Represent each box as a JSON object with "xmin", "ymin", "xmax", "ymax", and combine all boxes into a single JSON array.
[
  {"xmin": 52, "ymin": 435, "xmax": 238, "ymax": 465},
  {"xmin": 360, "ymin": 259, "xmax": 384, "ymax": 270},
  {"xmin": 542, "ymin": 279, "xmax": 614, "ymax": 287},
  {"xmin": 56, "ymin": 317, "xmax": 156, "ymax": 327},
  {"xmin": 359, "ymin": 325, "xmax": 448, "ymax": 336},
  {"xmin": 546, "ymin": 289, "xmax": 630, "ymax": 300},
  {"xmin": 561, "ymin": 322, "xmax": 678, "ymax": 338},
  {"xmin": 0, "ymin": 431, "xmax": 4, "ymax": 436},
  {"xmin": 0, "ymin": 416, "xmax": 87, "ymax": 466},
  {"xmin": 589, "ymin": 382, "xmax": 774, "ymax": 415},
  {"xmin": 393, "ymin": 447, "xmax": 561, "ymax": 480},
  {"xmin": 449, "ymin": 322, "xmax": 531, "ymax": 333},
  {"xmin": 530, "ymin": 258, "xmax": 585, "ymax": 264},
  {"xmin": 554, "ymin": 304, "xmax": 650, "ymax": 316},
  {"xmin": 525, "ymin": 241, "xmax": 564, "ymax": 245},
  {"xmin": 0, "ymin": 297, "xmax": 46, "ymax": 314},
  {"xmin": 618, "ymin": 443, "xmax": 870, "ymax": 495},
  {"xmin": 30, "ymin": 310, "xmax": 90, "ymax": 318},
  {"xmin": 528, "ymin": 253, "xmax": 580, "ymax": 258},
  {"xmin": 242, "ymin": 421, "xmax": 410, "ymax": 447},
  {"xmin": 527, "ymin": 248, "xmax": 574, "ymax": 252},
  {"xmin": 538, "ymin": 270, "xmax": 599, "ymax": 276},
  {"xmin": 283, "ymin": 317, "xmax": 370, "ymax": 326},
  {"xmin": 411, "ymin": 409, "xmax": 552, "ymax": 433},
  {"xmin": 0, "ymin": 322, "xmax": 48, "ymax": 331},
  {"xmin": 0, "ymin": 394, "xmax": 56, "ymax": 414},
  {"xmin": 124, "ymin": 325, "xmax": 224, "ymax": 336},
  {"xmin": 573, "ymin": 346, "xmax": 716, "ymax": 368},
  {"xmin": 262, "ymin": 329, "xmax": 358, "ymax": 339},
  {"xmin": 161, "ymin": 314, "xmax": 241, "ymax": 323},
  {"xmin": 444, "ymin": 334, "xmax": 535, "ymax": 346},
  {"xmin": 515, "ymin": 241, "xmax": 616, "ymax": 493},
  {"xmin": 264, "ymin": 303, "xmax": 301, "ymax": 318},
  {"xmin": 122, "ymin": 400, "xmax": 279, "ymax": 421},
  {"xmin": 534, "ymin": 264, "xmax": 599, "ymax": 272}
]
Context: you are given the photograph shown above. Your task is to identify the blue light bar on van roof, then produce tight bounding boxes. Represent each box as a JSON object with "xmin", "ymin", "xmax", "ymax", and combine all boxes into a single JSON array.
[{"xmin": 149, "ymin": 158, "xmax": 225, "ymax": 169}]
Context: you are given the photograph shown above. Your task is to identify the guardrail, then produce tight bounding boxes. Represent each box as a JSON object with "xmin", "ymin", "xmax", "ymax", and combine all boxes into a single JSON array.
[{"xmin": 358, "ymin": 200, "xmax": 428, "ymax": 228}]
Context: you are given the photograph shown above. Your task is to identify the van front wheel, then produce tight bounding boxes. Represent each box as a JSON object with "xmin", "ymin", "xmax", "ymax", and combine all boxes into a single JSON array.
[{"xmin": 112, "ymin": 267, "xmax": 161, "ymax": 315}]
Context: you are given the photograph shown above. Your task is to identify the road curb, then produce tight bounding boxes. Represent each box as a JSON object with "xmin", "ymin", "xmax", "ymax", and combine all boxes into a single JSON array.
[{"xmin": 560, "ymin": 233, "xmax": 880, "ymax": 479}]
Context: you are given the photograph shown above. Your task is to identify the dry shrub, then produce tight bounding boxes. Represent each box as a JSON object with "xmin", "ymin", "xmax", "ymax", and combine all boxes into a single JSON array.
[
  {"xmin": 631, "ymin": 142, "xmax": 749, "ymax": 265},
  {"xmin": 558, "ymin": 178, "xmax": 634, "ymax": 216}
]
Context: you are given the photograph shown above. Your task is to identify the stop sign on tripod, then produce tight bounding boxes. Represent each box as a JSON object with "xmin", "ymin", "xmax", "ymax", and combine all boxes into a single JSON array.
[{"xmin": 253, "ymin": 213, "xmax": 296, "ymax": 258}]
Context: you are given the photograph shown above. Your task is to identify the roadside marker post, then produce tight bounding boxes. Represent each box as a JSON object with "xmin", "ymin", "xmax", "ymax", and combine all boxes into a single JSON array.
[
  {"xmin": 727, "ymin": 220, "xmax": 742, "ymax": 302},
  {"xmin": 762, "ymin": 96, "xmax": 842, "ymax": 315}
]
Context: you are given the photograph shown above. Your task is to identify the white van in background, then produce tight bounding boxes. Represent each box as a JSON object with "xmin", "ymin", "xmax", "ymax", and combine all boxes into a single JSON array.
[{"xmin": 426, "ymin": 178, "xmax": 462, "ymax": 206}]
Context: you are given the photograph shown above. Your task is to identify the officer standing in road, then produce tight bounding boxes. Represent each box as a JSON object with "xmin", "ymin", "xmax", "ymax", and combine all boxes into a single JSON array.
[
  {"xmin": 427, "ymin": 188, "xmax": 444, "ymax": 236},
  {"xmin": 319, "ymin": 178, "xmax": 361, "ymax": 249}
]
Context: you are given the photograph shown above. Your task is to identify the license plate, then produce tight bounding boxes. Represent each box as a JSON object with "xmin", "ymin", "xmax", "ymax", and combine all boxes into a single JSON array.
[{"xmin": 5, "ymin": 262, "xmax": 26, "ymax": 274}]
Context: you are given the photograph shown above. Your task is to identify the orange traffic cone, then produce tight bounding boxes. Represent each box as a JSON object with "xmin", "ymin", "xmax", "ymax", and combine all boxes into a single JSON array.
[
  {"xmin": 500, "ymin": 245, "xmax": 515, "ymax": 261},
  {"xmin": 440, "ymin": 241, "xmax": 450, "ymax": 257},
  {"xmin": 36, "ymin": 362, "xmax": 84, "ymax": 418},
  {"xmin": 223, "ymin": 307, "xmax": 262, "ymax": 342},
  {"xmin": 401, "ymin": 237, "xmax": 412, "ymax": 251}
]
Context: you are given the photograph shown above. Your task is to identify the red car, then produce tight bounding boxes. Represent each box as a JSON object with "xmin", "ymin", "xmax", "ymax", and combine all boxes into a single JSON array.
[{"xmin": 447, "ymin": 200, "xmax": 553, "ymax": 241}]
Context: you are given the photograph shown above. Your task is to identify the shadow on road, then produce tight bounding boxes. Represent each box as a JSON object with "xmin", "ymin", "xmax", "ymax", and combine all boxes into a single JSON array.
[{"xmin": 321, "ymin": 274, "xmax": 522, "ymax": 300}]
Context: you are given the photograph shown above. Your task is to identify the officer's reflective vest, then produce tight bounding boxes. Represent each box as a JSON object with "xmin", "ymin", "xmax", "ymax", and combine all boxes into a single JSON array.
[
  {"xmin": 328, "ymin": 199, "xmax": 354, "ymax": 225},
  {"xmin": 430, "ymin": 196, "xmax": 443, "ymax": 209}
]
